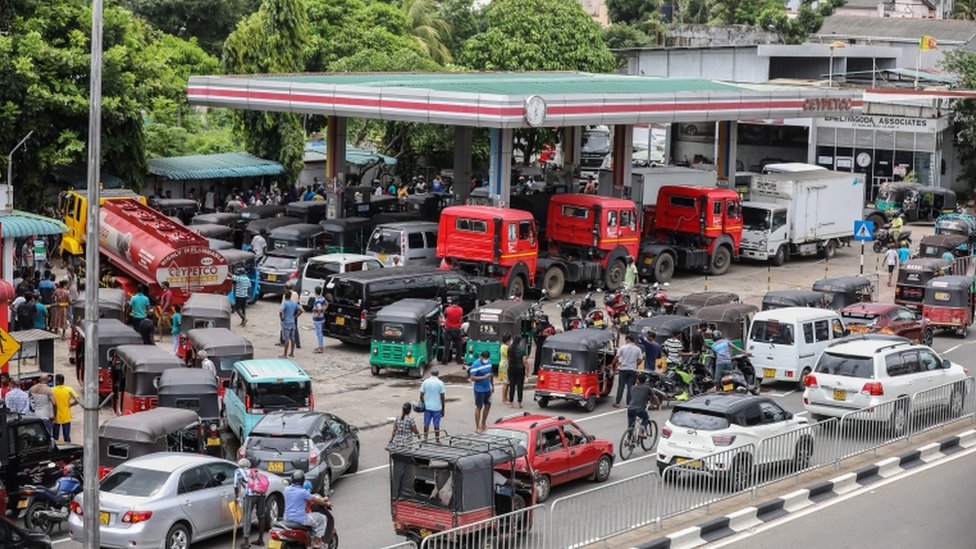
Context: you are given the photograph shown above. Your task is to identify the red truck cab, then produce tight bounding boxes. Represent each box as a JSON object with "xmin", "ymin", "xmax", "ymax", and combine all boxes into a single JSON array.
[
  {"xmin": 539, "ymin": 195, "xmax": 640, "ymax": 297},
  {"xmin": 437, "ymin": 206, "xmax": 538, "ymax": 298}
]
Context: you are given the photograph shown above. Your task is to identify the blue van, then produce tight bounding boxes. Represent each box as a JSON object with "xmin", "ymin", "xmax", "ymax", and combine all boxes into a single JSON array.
[{"xmin": 224, "ymin": 359, "xmax": 314, "ymax": 441}]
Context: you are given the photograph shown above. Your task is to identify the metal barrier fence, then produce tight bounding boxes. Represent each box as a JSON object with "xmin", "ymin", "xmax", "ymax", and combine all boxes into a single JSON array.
[
  {"xmin": 380, "ymin": 542, "xmax": 418, "ymax": 549},
  {"xmin": 419, "ymin": 504, "xmax": 548, "ymax": 549},
  {"xmin": 908, "ymin": 377, "xmax": 976, "ymax": 440},
  {"xmin": 657, "ymin": 444, "xmax": 756, "ymax": 520},
  {"xmin": 754, "ymin": 419, "xmax": 836, "ymax": 488},
  {"xmin": 831, "ymin": 395, "xmax": 911, "ymax": 462},
  {"xmin": 548, "ymin": 471, "xmax": 656, "ymax": 548}
]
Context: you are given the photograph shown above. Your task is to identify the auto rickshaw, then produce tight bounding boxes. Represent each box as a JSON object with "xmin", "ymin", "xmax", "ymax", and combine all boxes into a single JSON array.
[
  {"xmin": 157, "ymin": 369, "xmax": 223, "ymax": 456},
  {"xmin": 318, "ymin": 217, "xmax": 374, "ymax": 254},
  {"xmin": 913, "ymin": 186, "xmax": 958, "ymax": 222},
  {"xmin": 464, "ymin": 299, "xmax": 534, "ymax": 366},
  {"xmin": 403, "ymin": 193, "xmax": 455, "ymax": 221},
  {"xmin": 629, "ymin": 315, "xmax": 701, "ymax": 345},
  {"xmin": 218, "ymin": 248, "xmax": 261, "ymax": 303},
  {"xmin": 918, "ymin": 234, "xmax": 970, "ymax": 260},
  {"xmin": 269, "ymin": 223, "xmax": 329, "ymax": 250},
  {"xmin": 191, "ymin": 212, "xmax": 242, "ymax": 227},
  {"xmin": 921, "ymin": 275, "xmax": 974, "ymax": 337},
  {"xmin": 467, "ymin": 187, "xmax": 491, "ymax": 206},
  {"xmin": 70, "ymin": 287, "xmax": 127, "ymax": 325},
  {"xmin": 370, "ymin": 298, "xmax": 442, "ymax": 378},
  {"xmin": 112, "ymin": 344, "xmax": 184, "ymax": 415},
  {"xmin": 760, "ymin": 290, "xmax": 828, "ymax": 311},
  {"xmin": 285, "ymin": 200, "xmax": 330, "ymax": 224},
  {"xmin": 152, "ymin": 198, "xmax": 199, "ymax": 224},
  {"xmin": 243, "ymin": 216, "xmax": 301, "ymax": 247},
  {"xmin": 238, "ymin": 204, "xmax": 285, "ymax": 223},
  {"xmin": 177, "ymin": 293, "xmax": 233, "ymax": 358},
  {"xmin": 189, "ymin": 222, "xmax": 234, "ymax": 241},
  {"xmin": 935, "ymin": 213, "xmax": 976, "ymax": 246},
  {"xmin": 695, "ymin": 303, "xmax": 759, "ymax": 348},
  {"xmin": 389, "ymin": 433, "xmax": 536, "ymax": 546},
  {"xmin": 895, "ymin": 258, "xmax": 953, "ymax": 309},
  {"xmin": 184, "ymin": 327, "xmax": 254, "ymax": 394},
  {"xmin": 73, "ymin": 319, "xmax": 142, "ymax": 399},
  {"xmin": 535, "ymin": 328, "xmax": 616, "ymax": 412},
  {"xmin": 812, "ymin": 276, "xmax": 874, "ymax": 309},
  {"xmin": 675, "ymin": 292, "xmax": 740, "ymax": 316},
  {"xmin": 97, "ymin": 408, "xmax": 204, "ymax": 479}
]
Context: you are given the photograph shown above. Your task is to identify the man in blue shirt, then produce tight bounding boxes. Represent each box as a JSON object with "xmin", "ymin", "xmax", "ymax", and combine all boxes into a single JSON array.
[
  {"xmin": 280, "ymin": 296, "xmax": 302, "ymax": 358},
  {"xmin": 128, "ymin": 286, "xmax": 150, "ymax": 329},
  {"xmin": 711, "ymin": 330, "xmax": 747, "ymax": 382},
  {"xmin": 470, "ymin": 351, "xmax": 493, "ymax": 432},
  {"xmin": 897, "ymin": 243, "xmax": 911, "ymax": 264},
  {"xmin": 284, "ymin": 471, "xmax": 331, "ymax": 548},
  {"xmin": 419, "ymin": 368, "xmax": 446, "ymax": 441}
]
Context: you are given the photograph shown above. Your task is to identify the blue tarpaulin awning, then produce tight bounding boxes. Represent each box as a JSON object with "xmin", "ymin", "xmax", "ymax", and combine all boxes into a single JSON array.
[
  {"xmin": 0, "ymin": 211, "xmax": 67, "ymax": 238},
  {"xmin": 148, "ymin": 152, "xmax": 285, "ymax": 181}
]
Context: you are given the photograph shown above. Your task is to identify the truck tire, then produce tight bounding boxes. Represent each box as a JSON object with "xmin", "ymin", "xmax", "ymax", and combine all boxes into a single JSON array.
[
  {"xmin": 543, "ymin": 267, "xmax": 566, "ymax": 299},
  {"xmin": 507, "ymin": 275, "xmax": 526, "ymax": 299},
  {"xmin": 771, "ymin": 245, "xmax": 788, "ymax": 267},
  {"xmin": 652, "ymin": 253, "xmax": 675, "ymax": 283},
  {"xmin": 821, "ymin": 240, "xmax": 837, "ymax": 260},
  {"xmin": 709, "ymin": 246, "xmax": 732, "ymax": 275},
  {"xmin": 604, "ymin": 259, "xmax": 626, "ymax": 290},
  {"xmin": 867, "ymin": 213, "xmax": 886, "ymax": 234}
]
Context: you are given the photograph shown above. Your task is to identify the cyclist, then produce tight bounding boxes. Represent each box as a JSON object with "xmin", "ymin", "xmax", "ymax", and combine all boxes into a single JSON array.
[{"xmin": 626, "ymin": 373, "xmax": 654, "ymax": 435}]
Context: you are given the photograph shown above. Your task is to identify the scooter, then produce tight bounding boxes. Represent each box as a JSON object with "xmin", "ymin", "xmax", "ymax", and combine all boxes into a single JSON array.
[
  {"xmin": 558, "ymin": 293, "xmax": 584, "ymax": 331},
  {"xmin": 872, "ymin": 224, "xmax": 912, "ymax": 253},
  {"xmin": 719, "ymin": 356, "xmax": 760, "ymax": 395},
  {"xmin": 20, "ymin": 461, "xmax": 83, "ymax": 534},
  {"xmin": 579, "ymin": 291, "xmax": 606, "ymax": 329},
  {"xmin": 269, "ymin": 498, "xmax": 339, "ymax": 549}
]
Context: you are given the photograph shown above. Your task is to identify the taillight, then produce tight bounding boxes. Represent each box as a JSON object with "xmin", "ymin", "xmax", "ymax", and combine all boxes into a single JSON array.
[
  {"xmin": 210, "ymin": 423, "xmax": 219, "ymax": 436},
  {"xmin": 245, "ymin": 395, "xmax": 252, "ymax": 410},
  {"xmin": 98, "ymin": 466, "xmax": 112, "ymax": 480},
  {"xmin": 270, "ymin": 531, "xmax": 282, "ymax": 541},
  {"xmin": 309, "ymin": 451, "xmax": 319, "ymax": 466},
  {"xmin": 122, "ymin": 510, "xmax": 153, "ymax": 524},
  {"xmin": 70, "ymin": 501, "xmax": 83, "ymax": 516},
  {"xmin": 538, "ymin": 374, "xmax": 546, "ymax": 383},
  {"xmin": 661, "ymin": 427, "xmax": 672, "ymax": 439},
  {"xmin": 308, "ymin": 392, "xmax": 314, "ymax": 410},
  {"xmin": 289, "ymin": 270, "xmax": 300, "ymax": 281},
  {"xmin": 895, "ymin": 287, "xmax": 901, "ymax": 296},
  {"xmin": 803, "ymin": 374, "xmax": 818, "ymax": 388},
  {"xmin": 360, "ymin": 310, "xmax": 367, "ymax": 330},
  {"xmin": 712, "ymin": 435, "xmax": 736, "ymax": 446},
  {"xmin": 861, "ymin": 382, "xmax": 884, "ymax": 396}
]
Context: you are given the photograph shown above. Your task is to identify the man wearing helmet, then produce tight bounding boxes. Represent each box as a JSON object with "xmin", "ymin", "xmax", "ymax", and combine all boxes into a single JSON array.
[{"xmin": 284, "ymin": 470, "xmax": 332, "ymax": 549}]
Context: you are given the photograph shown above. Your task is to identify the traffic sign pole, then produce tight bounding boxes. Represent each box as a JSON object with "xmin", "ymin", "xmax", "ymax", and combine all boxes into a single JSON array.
[{"xmin": 860, "ymin": 242, "xmax": 864, "ymax": 275}]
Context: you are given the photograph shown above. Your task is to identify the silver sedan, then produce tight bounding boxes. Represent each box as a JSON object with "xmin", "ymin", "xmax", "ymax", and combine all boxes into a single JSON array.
[{"xmin": 68, "ymin": 452, "xmax": 285, "ymax": 549}]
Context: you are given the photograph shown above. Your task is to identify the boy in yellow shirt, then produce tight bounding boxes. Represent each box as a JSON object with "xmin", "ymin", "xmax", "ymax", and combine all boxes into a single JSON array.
[{"xmin": 51, "ymin": 374, "xmax": 79, "ymax": 443}]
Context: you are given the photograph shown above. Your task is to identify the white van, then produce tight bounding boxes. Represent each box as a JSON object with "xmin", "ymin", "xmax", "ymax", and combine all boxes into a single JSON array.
[
  {"xmin": 746, "ymin": 307, "xmax": 847, "ymax": 387},
  {"xmin": 366, "ymin": 221, "xmax": 439, "ymax": 268},
  {"xmin": 298, "ymin": 253, "xmax": 383, "ymax": 309}
]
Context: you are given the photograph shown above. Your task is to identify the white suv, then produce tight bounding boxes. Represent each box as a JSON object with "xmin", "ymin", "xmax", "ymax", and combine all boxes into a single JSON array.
[
  {"xmin": 802, "ymin": 336, "xmax": 969, "ymax": 431},
  {"xmin": 657, "ymin": 394, "xmax": 811, "ymax": 489}
]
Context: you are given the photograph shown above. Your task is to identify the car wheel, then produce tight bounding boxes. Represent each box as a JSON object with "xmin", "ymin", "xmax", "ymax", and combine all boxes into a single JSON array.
[
  {"xmin": 710, "ymin": 246, "xmax": 732, "ymax": 275},
  {"xmin": 604, "ymin": 259, "xmax": 626, "ymax": 291},
  {"xmin": 542, "ymin": 267, "xmax": 565, "ymax": 299},
  {"xmin": 793, "ymin": 437, "xmax": 813, "ymax": 471},
  {"xmin": 24, "ymin": 500, "xmax": 50, "ymax": 533},
  {"xmin": 165, "ymin": 523, "xmax": 191, "ymax": 549},
  {"xmin": 728, "ymin": 454, "xmax": 753, "ymax": 491},
  {"xmin": 266, "ymin": 493, "xmax": 283, "ymax": 523},
  {"xmin": 583, "ymin": 395, "xmax": 597, "ymax": 413},
  {"xmin": 535, "ymin": 474, "xmax": 551, "ymax": 503},
  {"xmin": 949, "ymin": 387, "xmax": 965, "ymax": 418},
  {"xmin": 921, "ymin": 328, "xmax": 934, "ymax": 346},
  {"xmin": 507, "ymin": 275, "xmax": 526, "ymax": 300},
  {"xmin": 798, "ymin": 367, "xmax": 811, "ymax": 390},
  {"xmin": 347, "ymin": 444, "xmax": 360, "ymax": 474},
  {"xmin": 653, "ymin": 253, "xmax": 675, "ymax": 283},
  {"xmin": 771, "ymin": 245, "xmax": 787, "ymax": 267},
  {"xmin": 593, "ymin": 455, "xmax": 613, "ymax": 483},
  {"xmin": 889, "ymin": 401, "xmax": 909, "ymax": 436},
  {"xmin": 537, "ymin": 397, "xmax": 549, "ymax": 409},
  {"xmin": 370, "ymin": 364, "xmax": 380, "ymax": 376}
]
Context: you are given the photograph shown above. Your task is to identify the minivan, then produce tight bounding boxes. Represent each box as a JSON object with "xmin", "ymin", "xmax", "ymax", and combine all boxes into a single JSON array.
[
  {"xmin": 366, "ymin": 221, "xmax": 439, "ymax": 267},
  {"xmin": 223, "ymin": 359, "xmax": 313, "ymax": 441},
  {"xmin": 746, "ymin": 307, "xmax": 847, "ymax": 387},
  {"xmin": 299, "ymin": 253, "xmax": 384, "ymax": 310}
]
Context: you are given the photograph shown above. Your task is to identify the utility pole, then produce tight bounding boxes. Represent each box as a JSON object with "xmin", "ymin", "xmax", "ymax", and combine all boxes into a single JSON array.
[
  {"xmin": 82, "ymin": 0, "xmax": 104, "ymax": 546},
  {"xmin": 6, "ymin": 131, "xmax": 33, "ymax": 186}
]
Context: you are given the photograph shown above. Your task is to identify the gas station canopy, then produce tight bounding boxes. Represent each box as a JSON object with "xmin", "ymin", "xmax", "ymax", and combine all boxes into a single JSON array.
[{"xmin": 187, "ymin": 71, "xmax": 863, "ymax": 128}]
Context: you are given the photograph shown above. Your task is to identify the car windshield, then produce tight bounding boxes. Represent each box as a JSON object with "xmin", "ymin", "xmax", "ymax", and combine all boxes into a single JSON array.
[
  {"xmin": 101, "ymin": 467, "xmax": 169, "ymax": 497},
  {"xmin": 330, "ymin": 280, "xmax": 362, "ymax": 304},
  {"xmin": 484, "ymin": 428, "xmax": 529, "ymax": 449},
  {"xmin": 815, "ymin": 352, "xmax": 875, "ymax": 378},
  {"xmin": 305, "ymin": 261, "xmax": 341, "ymax": 280},
  {"xmin": 669, "ymin": 409, "xmax": 730, "ymax": 431},
  {"xmin": 249, "ymin": 381, "xmax": 312, "ymax": 409},
  {"xmin": 582, "ymin": 133, "xmax": 610, "ymax": 153},
  {"xmin": 841, "ymin": 313, "xmax": 878, "ymax": 326},
  {"xmin": 246, "ymin": 435, "xmax": 310, "ymax": 453},
  {"xmin": 749, "ymin": 320, "xmax": 794, "ymax": 344},
  {"xmin": 368, "ymin": 229, "xmax": 401, "ymax": 254},
  {"xmin": 742, "ymin": 207, "xmax": 770, "ymax": 230},
  {"xmin": 262, "ymin": 256, "xmax": 298, "ymax": 270}
]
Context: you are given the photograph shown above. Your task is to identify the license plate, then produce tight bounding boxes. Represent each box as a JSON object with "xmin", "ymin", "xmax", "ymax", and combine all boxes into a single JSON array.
[
  {"xmin": 267, "ymin": 274, "xmax": 277, "ymax": 282},
  {"xmin": 593, "ymin": 320, "xmax": 604, "ymax": 327},
  {"xmin": 723, "ymin": 384, "xmax": 733, "ymax": 392},
  {"xmin": 100, "ymin": 512, "xmax": 110, "ymax": 525},
  {"xmin": 335, "ymin": 316, "xmax": 345, "ymax": 326},
  {"xmin": 763, "ymin": 368, "xmax": 776, "ymax": 378},
  {"xmin": 405, "ymin": 356, "xmax": 414, "ymax": 364},
  {"xmin": 833, "ymin": 389, "xmax": 847, "ymax": 401},
  {"xmin": 17, "ymin": 499, "xmax": 28, "ymax": 509},
  {"xmin": 420, "ymin": 529, "xmax": 432, "ymax": 537},
  {"xmin": 267, "ymin": 461, "xmax": 284, "ymax": 473},
  {"xmin": 379, "ymin": 253, "xmax": 388, "ymax": 262},
  {"xmin": 207, "ymin": 437, "xmax": 221, "ymax": 446},
  {"xmin": 644, "ymin": 257, "xmax": 654, "ymax": 265},
  {"xmin": 572, "ymin": 386, "xmax": 584, "ymax": 394},
  {"xmin": 267, "ymin": 540, "xmax": 282, "ymax": 549},
  {"xmin": 675, "ymin": 458, "xmax": 702, "ymax": 469}
]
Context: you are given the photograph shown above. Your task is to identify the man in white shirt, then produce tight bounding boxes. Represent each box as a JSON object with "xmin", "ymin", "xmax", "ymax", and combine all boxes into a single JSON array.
[
  {"xmin": 198, "ymin": 351, "xmax": 216, "ymax": 375},
  {"xmin": 250, "ymin": 229, "xmax": 268, "ymax": 259}
]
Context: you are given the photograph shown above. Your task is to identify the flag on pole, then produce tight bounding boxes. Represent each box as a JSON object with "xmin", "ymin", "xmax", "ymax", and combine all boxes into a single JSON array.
[{"xmin": 920, "ymin": 35, "xmax": 938, "ymax": 51}]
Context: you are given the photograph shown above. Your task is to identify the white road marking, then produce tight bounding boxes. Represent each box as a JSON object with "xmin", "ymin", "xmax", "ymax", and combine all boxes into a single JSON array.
[
  {"xmin": 576, "ymin": 408, "xmax": 626, "ymax": 423},
  {"xmin": 794, "ymin": 411, "xmax": 808, "ymax": 417},
  {"xmin": 348, "ymin": 464, "xmax": 389, "ymax": 476},
  {"xmin": 766, "ymin": 390, "xmax": 796, "ymax": 398},
  {"xmin": 52, "ymin": 537, "xmax": 71, "ymax": 545}
]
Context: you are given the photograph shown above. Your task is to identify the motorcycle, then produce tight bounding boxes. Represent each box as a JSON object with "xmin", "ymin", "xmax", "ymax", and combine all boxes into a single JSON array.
[
  {"xmin": 557, "ymin": 293, "xmax": 584, "ymax": 331},
  {"xmin": 269, "ymin": 498, "xmax": 339, "ymax": 549},
  {"xmin": 719, "ymin": 355, "xmax": 760, "ymax": 395},
  {"xmin": 20, "ymin": 461, "xmax": 83, "ymax": 534},
  {"xmin": 642, "ymin": 282, "xmax": 675, "ymax": 316},
  {"xmin": 872, "ymin": 224, "xmax": 912, "ymax": 253},
  {"xmin": 579, "ymin": 291, "xmax": 606, "ymax": 329}
]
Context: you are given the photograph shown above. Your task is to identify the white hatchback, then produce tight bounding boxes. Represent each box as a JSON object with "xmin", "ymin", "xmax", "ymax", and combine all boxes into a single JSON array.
[{"xmin": 299, "ymin": 253, "xmax": 383, "ymax": 309}]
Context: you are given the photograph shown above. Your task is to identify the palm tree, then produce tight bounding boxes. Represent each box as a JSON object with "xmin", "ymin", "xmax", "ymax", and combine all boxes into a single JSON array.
[
  {"xmin": 955, "ymin": 0, "xmax": 976, "ymax": 19},
  {"xmin": 403, "ymin": 0, "xmax": 453, "ymax": 65}
]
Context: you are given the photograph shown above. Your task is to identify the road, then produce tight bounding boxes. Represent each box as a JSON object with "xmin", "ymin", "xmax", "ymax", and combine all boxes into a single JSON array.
[{"xmin": 712, "ymin": 443, "xmax": 976, "ymax": 549}]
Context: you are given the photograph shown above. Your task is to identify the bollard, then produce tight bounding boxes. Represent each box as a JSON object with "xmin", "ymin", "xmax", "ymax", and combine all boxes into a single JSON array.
[
  {"xmin": 767, "ymin": 266, "xmax": 771, "ymax": 291},
  {"xmin": 704, "ymin": 275, "xmax": 709, "ymax": 291},
  {"xmin": 824, "ymin": 257, "xmax": 829, "ymax": 278}
]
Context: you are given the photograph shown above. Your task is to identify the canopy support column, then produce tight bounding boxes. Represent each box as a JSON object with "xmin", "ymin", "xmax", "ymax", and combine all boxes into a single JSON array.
[
  {"xmin": 489, "ymin": 128, "xmax": 513, "ymax": 207},
  {"xmin": 326, "ymin": 116, "xmax": 347, "ymax": 181},
  {"xmin": 715, "ymin": 121, "xmax": 737, "ymax": 187},
  {"xmin": 454, "ymin": 126, "xmax": 473, "ymax": 200},
  {"xmin": 562, "ymin": 126, "xmax": 581, "ymax": 169},
  {"xmin": 611, "ymin": 125, "xmax": 634, "ymax": 197}
]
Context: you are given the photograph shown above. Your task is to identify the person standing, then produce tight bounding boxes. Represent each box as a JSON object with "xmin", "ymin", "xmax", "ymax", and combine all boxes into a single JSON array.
[
  {"xmin": 51, "ymin": 374, "xmax": 79, "ymax": 443},
  {"xmin": 884, "ymin": 243, "xmax": 899, "ymax": 286},
  {"xmin": 897, "ymin": 242, "xmax": 911, "ymax": 265},
  {"xmin": 232, "ymin": 267, "xmax": 252, "ymax": 327},
  {"xmin": 442, "ymin": 298, "xmax": 464, "ymax": 365},
  {"xmin": 419, "ymin": 367, "xmax": 446, "ymax": 441},
  {"xmin": 233, "ymin": 458, "xmax": 267, "ymax": 548},
  {"xmin": 32, "ymin": 236, "xmax": 47, "ymax": 274},
  {"xmin": 691, "ymin": 323, "xmax": 708, "ymax": 358},
  {"xmin": 388, "ymin": 402, "xmax": 419, "ymax": 449},
  {"xmin": 65, "ymin": 267, "xmax": 79, "ymax": 327},
  {"xmin": 280, "ymin": 295, "xmax": 301, "ymax": 358},
  {"xmin": 33, "ymin": 296, "xmax": 48, "ymax": 331},
  {"xmin": 277, "ymin": 284, "xmax": 302, "ymax": 349},
  {"xmin": 507, "ymin": 335, "xmax": 528, "ymax": 409},
  {"xmin": 312, "ymin": 286, "xmax": 327, "ymax": 353},
  {"xmin": 251, "ymin": 229, "xmax": 268, "ymax": 260},
  {"xmin": 128, "ymin": 285, "xmax": 150, "ymax": 328},
  {"xmin": 29, "ymin": 374, "xmax": 54, "ymax": 434},
  {"xmin": 499, "ymin": 334, "xmax": 511, "ymax": 405},
  {"xmin": 20, "ymin": 240, "xmax": 34, "ymax": 279},
  {"xmin": 199, "ymin": 351, "xmax": 216, "ymax": 375},
  {"xmin": 639, "ymin": 329, "xmax": 662, "ymax": 372},
  {"xmin": 158, "ymin": 281, "xmax": 174, "ymax": 340},
  {"xmin": 137, "ymin": 311, "xmax": 157, "ymax": 345},
  {"xmin": 38, "ymin": 273, "xmax": 56, "ymax": 306},
  {"xmin": 611, "ymin": 334, "xmax": 643, "ymax": 408},
  {"xmin": 470, "ymin": 351, "xmax": 494, "ymax": 432},
  {"xmin": 711, "ymin": 330, "xmax": 746, "ymax": 382},
  {"xmin": 663, "ymin": 331, "xmax": 683, "ymax": 371},
  {"xmin": 170, "ymin": 304, "xmax": 182, "ymax": 354},
  {"xmin": 51, "ymin": 280, "xmax": 70, "ymax": 339},
  {"xmin": 4, "ymin": 378, "xmax": 30, "ymax": 415},
  {"xmin": 623, "ymin": 256, "xmax": 638, "ymax": 292}
]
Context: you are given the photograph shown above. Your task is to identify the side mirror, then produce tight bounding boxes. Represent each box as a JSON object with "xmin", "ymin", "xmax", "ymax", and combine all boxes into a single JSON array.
[
  {"xmin": 541, "ymin": 289, "xmax": 549, "ymax": 297},
  {"xmin": 943, "ymin": 358, "xmax": 952, "ymax": 369}
]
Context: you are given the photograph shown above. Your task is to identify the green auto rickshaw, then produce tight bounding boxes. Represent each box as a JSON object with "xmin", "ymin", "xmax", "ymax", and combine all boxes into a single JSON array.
[
  {"xmin": 464, "ymin": 299, "xmax": 534, "ymax": 367},
  {"xmin": 370, "ymin": 298, "xmax": 443, "ymax": 378}
]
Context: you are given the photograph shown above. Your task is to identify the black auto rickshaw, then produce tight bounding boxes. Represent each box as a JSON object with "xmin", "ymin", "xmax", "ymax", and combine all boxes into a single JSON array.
[
  {"xmin": 157, "ymin": 369, "xmax": 222, "ymax": 456},
  {"xmin": 389, "ymin": 433, "xmax": 536, "ymax": 546},
  {"xmin": 918, "ymin": 234, "xmax": 970, "ymax": 260},
  {"xmin": 73, "ymin": 318, "xmax": 142, "ymax": 399},
  {"xmin": 695, "ymin": 303, "xmax": 759, "ymax": 348},
  {"xmin": 269, "ymin": 223, "xmax": 329, "ymax": 251},
  {"xmin": 464, "ymin": 299, "xmax": 534, "ymax": 366},
  {"xmin": 189, "ymin": 223, "xmax": 234, "ymax": 240},
  {"xmin": 191, "ymin": 212, "xmax": 242, "ymax": 227},
  {"xmin": 243, "ymin": 216, "xmax": 301, "ymax": 246},
  {"xmin": 238, "ymin": 204, "xmax": 285, "ymax": 224},
  {"xmin": 534, "ymin": 328, "xmax": 616, "ymax": 412},
  {"xmin": 922, "ymin": 275, "xmax": 975, "ymax": 337},
  {"xmin": 71, "ymin": 287, "xmax": 127, "ymax": 325},
  {"xmin": 895, "ymin": 258, "xmax": 953, "ymax": 309},
  {"xmin": 760, "ymin": 290, "xmax": 828, "ymax": 311},
  {"xmin": 318, "ymin": 217, "xmax": 374, "ymax": 254},
  {"xmin": 177, "ymin": 293, "xmax": 233, "ymax": 357},
  {"xmin": 629, "ymin": 315, "xmax": 701, "ymax": 345},
  {"xmin": 184, "ymin": 327, "xmax": 254, "ymax": 394},
  {"xmin": 935, "ymin": 213, "xmax": 976, "ymax": 244},
  {"xmin": 97, "ymin": 407, "xmax": 204, "ymax": 479},
  {"xmin": 675, "ymin": 292, "xmax": 740, "ymax": 316},
  {"xmin": 467, "ymin": 187, "xmax": 491, "ymax": 206},
  {"xmin": 285, "ymin": 200, "xmax": 329, "ymax": 224},
  {"xmin": 112, "ymin": 344, "xmax": 184, "ymax": 416},
  {"xmin": 152, "ymin": 198, "xmax": 199, "ymax": 224},
  {"xmin": 369, "ymin": 298, "xmax": 442, "ymax": 378},
  {"xmin": 913, "ymin": 186, "xmax": 958, "ymax": 222},
  {"xmin": 403, "ymin": 193, "xmax": 455, "ymax": 221},
  {"xmin": 812, "ymin": 276, "xmax": 874, "ymax": 309}
]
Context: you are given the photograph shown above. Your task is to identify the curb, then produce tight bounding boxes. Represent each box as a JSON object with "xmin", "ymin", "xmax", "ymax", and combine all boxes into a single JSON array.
[{"xmin": 633, "ymin": 429, "xmax": 976, "ymax": 549}]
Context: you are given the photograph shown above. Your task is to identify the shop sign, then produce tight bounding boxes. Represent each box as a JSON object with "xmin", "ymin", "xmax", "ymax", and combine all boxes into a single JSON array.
[{"xmin": 820, "ymin": 114, "xmax": 935, "ymax": 132}]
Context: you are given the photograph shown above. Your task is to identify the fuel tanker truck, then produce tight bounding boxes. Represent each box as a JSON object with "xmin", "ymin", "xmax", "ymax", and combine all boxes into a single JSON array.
[{"xmin": 98, "ymin": 198, "xmax": 231, "ymax": 304}]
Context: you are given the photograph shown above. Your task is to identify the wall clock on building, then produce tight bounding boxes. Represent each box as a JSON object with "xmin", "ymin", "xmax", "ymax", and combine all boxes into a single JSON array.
[
  {"xmin": 524, "ymin": 95, "xmax": 547, "ymax": 127},
  {"xmin": 856, "ymin": 152, "xmax": 871, "ymax": 168}
]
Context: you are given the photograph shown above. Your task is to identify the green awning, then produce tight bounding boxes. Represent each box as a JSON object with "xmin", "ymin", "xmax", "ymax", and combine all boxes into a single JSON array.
[
  {"xmin": 0, "ymin": 211, "xmax": 67, "ymax": 238},
  {"xmin": 303, "ymin": 142, "xmax": 397, "ymax": 167},
  {"xmin": 148, "ymin": 152, "xmax": 285, "ymax": 181}
]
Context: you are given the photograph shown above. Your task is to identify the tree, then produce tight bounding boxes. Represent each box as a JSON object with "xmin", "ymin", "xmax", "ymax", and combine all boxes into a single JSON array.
[
  {"xmin": 954, "ymin": 0, "xmax": 976, "ymax": 19},
  {"xmin": 437, "ymin": 0, "xmax": 485, "ymax": 61},
  {"xmin": 119, "ymin": 0, "xmax": 261, "ymax": 54},
  {"xmin": 767, "ymin": 0, "xmax": 845, "ymax": 44},
  {"xmin": 602, "ymin": 23, "xmax": 657, "ymax": 68},
  {"xmin": 942, "ymin": 49, "xmax": 976, "ymax": 190},
  {"xmin": 606, "ymin": 0, "xmax": 660, "ymax": 24},
  {"xmin": 223, "ymin": 0, "xmax": 311, "ymax": 186},
  {"xmin": 403, "ymin": 0, "xmax": 453, "ymax": 65}
]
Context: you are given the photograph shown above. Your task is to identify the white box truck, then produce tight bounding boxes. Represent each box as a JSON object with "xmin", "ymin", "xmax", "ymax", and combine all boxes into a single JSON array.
[
  {"xmin": 630, "ymin": 167, "xmax": 717, "ymax": 207},
  {"xmin": 740, "ymin": 170, "xmax": 864, "ymax": 265}
]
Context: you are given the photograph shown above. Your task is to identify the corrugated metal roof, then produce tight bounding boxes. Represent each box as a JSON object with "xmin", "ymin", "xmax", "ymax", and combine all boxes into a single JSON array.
[
  {"xmin": 303, "ymin": 142, "xmax": 397, "ymax": 167},
  {"xmin": 818, "ymin": 15, "xmax": 976, "ymax": 43},
  {"xmin": 0, "ymin": 211, "xmax": 67, "ymax": 238},
  {"xmin": 148, "ymin": 152, "xmax": 285, "ymax": 181},
  {"xmin": 11, "ymin": 328, "xmax": 60, "ymax": 342}
]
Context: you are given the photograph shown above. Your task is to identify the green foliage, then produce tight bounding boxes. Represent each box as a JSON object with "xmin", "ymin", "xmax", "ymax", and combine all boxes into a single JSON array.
[
  {"xmin": 403, "ymin": 0, "xmax": 453, "ymax": 65},
  {"xmin": 706, "ymin": 0, "xmax": 784, "ymax": 25},
  {"xmin": 459, "ymin": 0, "xmax": 615, "ymax": 72},
  {"xmin": 767, "ymin": 0, "xmax": 845, "ymax": 44},
  {"xmin": 942, "ymin": 49, "xmax": 976, "ymax": 189},
  {"xmin": 606, "ymin": 0, "xmax": 660, "ymax": 24},
  {"xmin": 602, "ymin": 22, "xmax": 656, "ymax": 67},
  {"xmin": 955, "ymin": 0, "xmax": 976, "ymax": 19},
  {"xmin": 223, "ymin": 0, "xmax": 311, "ymax": 185},
  {"xmin": 117, "ymin": 0, "xmax": 261, "ymax": 54},
  {"xmin": 437, "ymin": 0, "xmax": 485, "ymax": 61}
]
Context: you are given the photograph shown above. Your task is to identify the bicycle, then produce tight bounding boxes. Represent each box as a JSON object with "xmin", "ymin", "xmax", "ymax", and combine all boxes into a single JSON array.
[{"xmin": 619, "ymin": 411, "xmax": 659, "ymax": 461}]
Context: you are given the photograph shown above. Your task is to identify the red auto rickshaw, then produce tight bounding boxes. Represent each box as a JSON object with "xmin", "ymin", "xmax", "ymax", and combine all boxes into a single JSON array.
[
  {"xmin": 74, "ymin": 319, "xmax": 143, "ymax": 398},
  {"xmin": 534, "ymin": 328, "xmax": 616, "ymax": 412},
  {"xmin": 176, "ymin": 293, "xmax": 233, "ymax": 359},
  {"xmin": 112, "ymin": 344, "xmax": 183, "ymax": 415},
  {"xmin": 921, "ymin": 275, "xmax": 974, "ymax": 337}
]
